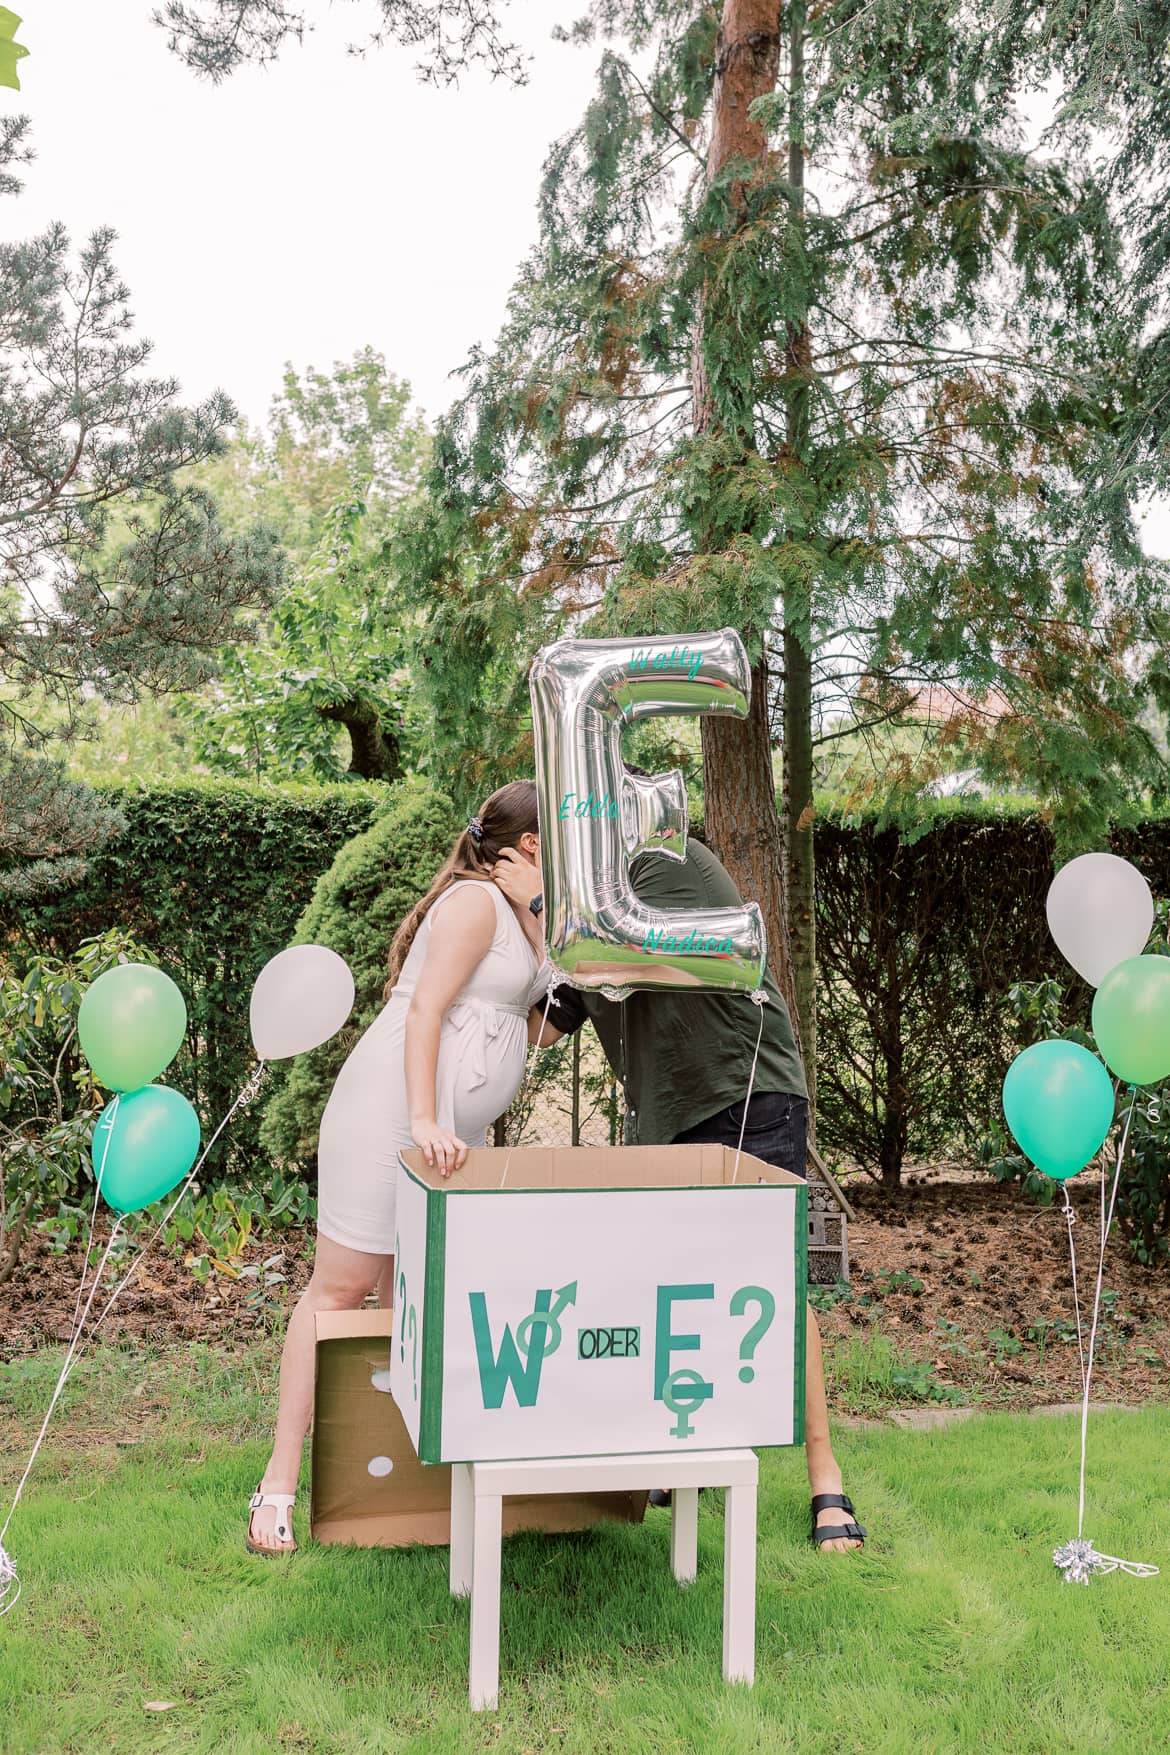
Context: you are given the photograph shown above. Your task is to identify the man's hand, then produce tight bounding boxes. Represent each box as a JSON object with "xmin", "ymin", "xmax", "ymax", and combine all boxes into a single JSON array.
[
  {"xmin": 411, "ymin": 1117, "xmax": 469, "ymax": 1177},
  {"xmin": 492, "ymin": 847, "xmax": 543, "ymax": 908}
]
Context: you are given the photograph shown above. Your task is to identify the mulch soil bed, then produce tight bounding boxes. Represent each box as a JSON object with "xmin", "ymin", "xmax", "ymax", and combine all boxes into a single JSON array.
[{"xmin": 4, "ymin": 1172, "xmax": 1169, "ymax": 1408}]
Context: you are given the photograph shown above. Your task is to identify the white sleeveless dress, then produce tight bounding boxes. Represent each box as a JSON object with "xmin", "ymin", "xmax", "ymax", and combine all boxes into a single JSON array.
[{"xmin": 316, "ymin": 880, "xmax": 549, "ymax": 1255}]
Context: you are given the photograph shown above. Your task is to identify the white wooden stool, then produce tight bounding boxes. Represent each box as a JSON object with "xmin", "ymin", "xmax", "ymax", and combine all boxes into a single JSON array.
[{"xmin": 449, "ymin": 1448, "xmax": 759, "ymax": 1711}]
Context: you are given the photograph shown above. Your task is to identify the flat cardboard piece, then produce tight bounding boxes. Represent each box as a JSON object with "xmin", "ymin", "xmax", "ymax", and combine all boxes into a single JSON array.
[
  {"xmin": 310, "ymin": 1308, "xmax": 646, "ymax": 1547},
  {"xmin": 398, "ymin": 1141, "xmax": 807, "ymax": 1193}
]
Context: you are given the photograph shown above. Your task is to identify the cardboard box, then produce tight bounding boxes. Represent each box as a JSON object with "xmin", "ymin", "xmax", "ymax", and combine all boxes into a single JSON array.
[
  {"xmin": 390, "ymin": 1144, "xmax": 808, "ymax": 1465},
  {"xmin": 310, "ymin": 1309, "xmax": 647, "ymax": 1546}
]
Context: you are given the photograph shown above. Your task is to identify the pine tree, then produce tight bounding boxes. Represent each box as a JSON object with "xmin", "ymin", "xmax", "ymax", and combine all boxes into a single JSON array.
[
  {"xmin": 0, "ymin": 118, "xmax": 283, "ymax": 898},
  {"xmin": 155, "ymin": 0, "xmax": 526, "ymax": 84},
  {"xmin": 391, "ymin": 0, "xmax": 1170, "ymax": 1108},
  {"xmin": 970, "ymin": 1, "xmax": 1170, "ymax": 533}
]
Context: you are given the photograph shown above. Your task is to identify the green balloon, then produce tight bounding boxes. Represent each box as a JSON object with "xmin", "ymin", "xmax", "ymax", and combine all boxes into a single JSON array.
[
  {"xmin": 92, "ymin": 1086, "xmax": 201, "ymax": 1215},
  {"xmin": 78, "ymin": 964, "xmax": 187, "ymax": 1092},
  {"xmin": 1091, "ymin": 955, "xmax": 1170, "ymax": 1087},
  {"xmin": 1002, "ymin": 1040, "xmax": 1115, "ymax": 1181}
]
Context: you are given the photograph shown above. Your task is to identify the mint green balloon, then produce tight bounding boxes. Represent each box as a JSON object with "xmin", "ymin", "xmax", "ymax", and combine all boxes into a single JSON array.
[
  {"xmin": 1091, "ymin": 955, "xmax": 1170, "ymax": 1087},
  {"xmin": 92, "ymin": 1086, "xmax": 201, "ymax": 1214},
  {"xmin": 78, "ymin": 964, "xmax": 187, "ymax": 1092},
  {"xmin": 1002, "ymin": 1040, "xmax": 1115, "ymax": 1181}
]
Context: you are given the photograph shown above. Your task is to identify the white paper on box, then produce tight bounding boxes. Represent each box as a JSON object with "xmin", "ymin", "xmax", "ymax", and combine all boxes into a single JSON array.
[
  {"xmin": 389, "ymin": 1159, "xmax": 428, "ymax": 1455},
  {"xmin": 391, "ymin": 1150, "xmax": 806, "ymax": 1464}
]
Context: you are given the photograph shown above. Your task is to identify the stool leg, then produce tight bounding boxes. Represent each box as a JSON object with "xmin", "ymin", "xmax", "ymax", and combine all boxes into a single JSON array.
[
  {"xmin": 469, "ymin": 1489, "xmax": 503, "ymax": 1712},
  {"xmin": 450, "ymin": 1462, "xmax": 473, "ymax": 1597},
  {"xmin": 722, "ymin": 1481, "xmax": 757, "ymax": 1686},
  {"xmin": 670, "ymin": 1487, "xmax": 699, "ymax": 1584}
]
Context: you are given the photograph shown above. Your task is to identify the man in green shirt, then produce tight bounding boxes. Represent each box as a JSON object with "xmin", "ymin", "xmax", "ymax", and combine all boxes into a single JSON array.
[{"xmin": 494, "ymin": 836, "xmax": 866, "ymax": 1553}]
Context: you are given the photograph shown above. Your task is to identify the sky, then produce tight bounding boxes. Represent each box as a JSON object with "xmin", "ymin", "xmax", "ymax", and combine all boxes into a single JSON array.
[
  {"xmin": 4, "ymin": 1, "xmax": 1167, "ymax": 556},
  {"xmin": 8, "ymin": 1, "xmax": 597, "ymax": 427}
]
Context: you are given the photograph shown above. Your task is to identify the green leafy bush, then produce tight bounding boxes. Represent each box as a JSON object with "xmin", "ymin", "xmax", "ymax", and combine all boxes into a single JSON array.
[
  {"xmin": 1, "ymin": 930, "xmax": 149, "ymax": 1283},
  {"xmin": 4, "ymin": 780, "xmax": 383, "ymax": 1174},
  {"xmin": 259, "ymin": 780, "xmax": 459, "ymax": 1169},
  {"xmin": 814, "ymin": 804, "xmax": 1060, "ymax": 1180}
]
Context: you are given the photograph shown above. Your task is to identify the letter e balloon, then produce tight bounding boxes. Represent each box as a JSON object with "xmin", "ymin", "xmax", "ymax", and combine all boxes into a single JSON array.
[{"xmin": 529, "ymin": 630, "xmax": 766, "ymax": 996}]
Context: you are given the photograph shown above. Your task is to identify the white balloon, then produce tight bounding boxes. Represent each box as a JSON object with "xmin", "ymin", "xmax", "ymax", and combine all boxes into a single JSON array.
[
  {"xmin": 1046, "ymin": 853, "xmax": 1154, "ymax": 987},
  {"xmin": 250, "ymin": 945, "xmax": 355, "ymax": 1060}
]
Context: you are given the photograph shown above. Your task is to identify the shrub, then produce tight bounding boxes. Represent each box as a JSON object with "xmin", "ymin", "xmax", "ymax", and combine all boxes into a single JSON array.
[
  {"xmin": 4, "ymin": 779, "xmax": 383, "ymax": 1173},
  {"xmin": 0, "ymin": 930, "xmax": 148, "ymax": 1284},
  {"xmin": 813, "ymin": 804, "xmax": 1059, "ymax": 1180},
  {"xmin": 259, "ymin": 780, "xmax": 459, "ymax": 1168}
]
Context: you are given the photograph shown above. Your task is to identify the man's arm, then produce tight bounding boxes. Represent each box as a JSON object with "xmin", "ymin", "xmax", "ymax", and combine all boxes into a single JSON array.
[{"xmin": 532, "ymin": 982, "xmax": 588, "ymax": 1044}]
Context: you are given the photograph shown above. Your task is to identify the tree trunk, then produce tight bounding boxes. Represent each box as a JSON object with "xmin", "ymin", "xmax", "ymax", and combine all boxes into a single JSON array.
[
  {"xmin": 695, "ymin": 3, "xmax": 802, "ymax": 1045},
  {"xmin": 702, "ymin": 660, "xmax": 802, "ymax": 1047},
  {"xmin": 782, "ymin": 613, "xmax": 815, "ymax": 1100},
  {"xmin": 318, "ymin": 697, "xmax": 402, "ymax": 781},
  {"xmin": 781, "ymin": 0, "xmax": 817, "ymax": 1109},
  {"xmin": 0, "ymin": 1194, "xmax": 32, "ymax": 1290},
  {"xmin": 691, "ymin": 0, "xmax": 782, "ymax": 430}
]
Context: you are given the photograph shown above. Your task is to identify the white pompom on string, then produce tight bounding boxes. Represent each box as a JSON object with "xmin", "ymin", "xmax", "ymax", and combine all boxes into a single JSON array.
[
  {"xmin": 0, "ymin": 1539, "xmax": 20, "ymax": 1615},
  {"xmin": 1054, "ymin": 1537, "xmax": 1159, "ymax": 1585}
]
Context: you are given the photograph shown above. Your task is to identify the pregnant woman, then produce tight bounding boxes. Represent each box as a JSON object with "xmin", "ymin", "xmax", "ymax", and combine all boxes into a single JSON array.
[{"xmin": 247, "ymin": 781, "xmax": 550, "ymax": 1553}]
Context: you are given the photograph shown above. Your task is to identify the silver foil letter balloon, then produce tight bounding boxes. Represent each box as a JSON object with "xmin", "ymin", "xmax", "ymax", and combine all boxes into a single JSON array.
[{"xmin": 529, "ymin": 629, "xmax": 767, "ymax": 996}]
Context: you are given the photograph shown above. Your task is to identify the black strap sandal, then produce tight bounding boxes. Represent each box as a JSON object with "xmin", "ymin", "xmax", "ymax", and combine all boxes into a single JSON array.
[{"xmin": 810, "ymin": 1492, "xmax": 866, "ymax": 1548}]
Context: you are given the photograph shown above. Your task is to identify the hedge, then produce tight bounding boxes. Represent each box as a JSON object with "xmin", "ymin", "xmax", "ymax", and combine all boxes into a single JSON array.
[
  {"xmin": 812, "ymin": 803, "xmax": 1170, "ymax": 1178},
  {"xmin": 3, "ymin": 778, "xmax": 385, "ymax": 1173},
  {"xmin": 813, "ymin": 805, "xmax": 1059, "ymax": 1179},
  {"xmin": 14, "ymin": 781, "xmax": 1170, "ymax": 1185},
  {"xmin": 259, "ymin": 781, "xmax": 459, "ymax": 1166}
]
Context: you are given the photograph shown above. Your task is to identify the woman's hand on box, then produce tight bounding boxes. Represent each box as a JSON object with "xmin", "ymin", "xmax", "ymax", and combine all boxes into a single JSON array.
[{"xmin": 411, "ymin": 1117, "xmax": 468, "ymax": 1177}]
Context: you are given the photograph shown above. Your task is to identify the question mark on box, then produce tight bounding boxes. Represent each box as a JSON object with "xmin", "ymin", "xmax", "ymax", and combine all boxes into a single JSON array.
[
  {"xmin": 730, "ymin": 1285, "xmax": 776, "ymax": 1383},
  {"xmin": 408, "ymin": 1305, "xmax": 419, "ymax": 1400}
]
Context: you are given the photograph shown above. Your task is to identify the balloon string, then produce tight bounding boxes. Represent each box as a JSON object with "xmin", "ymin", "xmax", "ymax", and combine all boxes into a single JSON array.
[
  {"xmin": 500, "ymin": 993, "xmax": 556, "ymax": 1188},
  {"xmin": 68, "ymin": 1092, "xmax": 120, "ymax": 1347},
  {"xmin": 1101, "ymin": 1079, "xmax": 1118, "ymax": 1261},
  {"xmin": 0, "ymin": 1062, "xmax": 268, "ymax": 1617},
  {"xmin": 76, "ymin": 1061, "xmax": 268, "ymax": 1355},
  {"xmin": 732, "ymin": 991, "xmax": 769, "ymax": 1186},
  {"xmin": 1053, "ymin": 1090, "xmax": 1155, "ymax": 1583},
  {"xmin": 1060, "ymin": 1185, "xmax": 1088, "ymax": 1401},
  {"xmin": 0, "ymin": 1219, "xmax": 124, "ymax": 1576},
  {"xmin": 1075, "ymin": 1087, "xmax": 1137, "ymax": 1541}
]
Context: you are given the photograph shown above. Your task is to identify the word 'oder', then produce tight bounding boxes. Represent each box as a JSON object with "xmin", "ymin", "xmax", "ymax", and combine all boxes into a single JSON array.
[{"xmin": 578, "ymin": 1326, "xmax": 641, "ymax": 1360}]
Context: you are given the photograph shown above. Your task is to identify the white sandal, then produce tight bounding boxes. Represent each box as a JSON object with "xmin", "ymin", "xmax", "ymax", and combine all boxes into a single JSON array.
[{"xmin": 246, "ymin": 1484, "xmax": 297, "ymax": 1555}]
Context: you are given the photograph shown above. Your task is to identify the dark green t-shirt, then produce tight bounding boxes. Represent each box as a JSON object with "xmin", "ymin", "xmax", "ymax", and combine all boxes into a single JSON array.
[{"xmin": 542, "ymin": 839, "xmax": 807, "ymax": 1144}]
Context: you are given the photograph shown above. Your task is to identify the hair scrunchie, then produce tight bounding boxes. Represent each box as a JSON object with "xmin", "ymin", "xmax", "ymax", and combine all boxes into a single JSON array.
[{"xmin": 467, "ymin": 816, "xmax": 485, "ymax": 845}]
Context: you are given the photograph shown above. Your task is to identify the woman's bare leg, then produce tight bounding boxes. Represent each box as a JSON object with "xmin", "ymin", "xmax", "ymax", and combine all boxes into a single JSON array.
[
  {"xmin": 248, "ymin": 1233, "xmax": 390, "ymax": 1552},
  {"xmin": 804, "ymin": 1307, "xmax": 862, "ymax": 1551}
]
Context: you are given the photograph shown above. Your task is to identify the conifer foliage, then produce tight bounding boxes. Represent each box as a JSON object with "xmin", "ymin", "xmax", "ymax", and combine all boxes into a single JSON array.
[
  {"xmin": 390, "ymin": 0, "xmax": 1170, "ymax": 1090},
  {"xmin": 155, "ymin": 0, "xmax": 526, "ymax": 85},
  {"xmin": 0, "ymin": 119, "xmax": 283, "ymax": 898}
]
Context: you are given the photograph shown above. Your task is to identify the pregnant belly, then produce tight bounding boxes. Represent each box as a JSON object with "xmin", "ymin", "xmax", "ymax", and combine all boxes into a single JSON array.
[{"xmin": 438, "ymin": 1012, "xmax": 528, "ymax": 1140}]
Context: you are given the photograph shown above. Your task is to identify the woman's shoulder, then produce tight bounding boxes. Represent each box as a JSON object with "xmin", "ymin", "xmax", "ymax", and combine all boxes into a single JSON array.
[{"xmin": 428, "ymin": 878, "xmax": 500, "ymax": 928}]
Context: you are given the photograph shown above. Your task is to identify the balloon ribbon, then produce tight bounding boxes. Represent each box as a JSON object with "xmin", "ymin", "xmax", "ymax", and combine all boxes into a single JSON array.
[{"xmin": 1054, "ymin": 1092, "xmax": 1157, "ymax": 1585}]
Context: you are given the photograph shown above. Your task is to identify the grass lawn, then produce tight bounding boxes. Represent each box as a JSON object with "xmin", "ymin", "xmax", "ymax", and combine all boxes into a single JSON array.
[{"xmin": 2, "ymin": 1345, "xmax": 1169, "ymax": 1754}]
